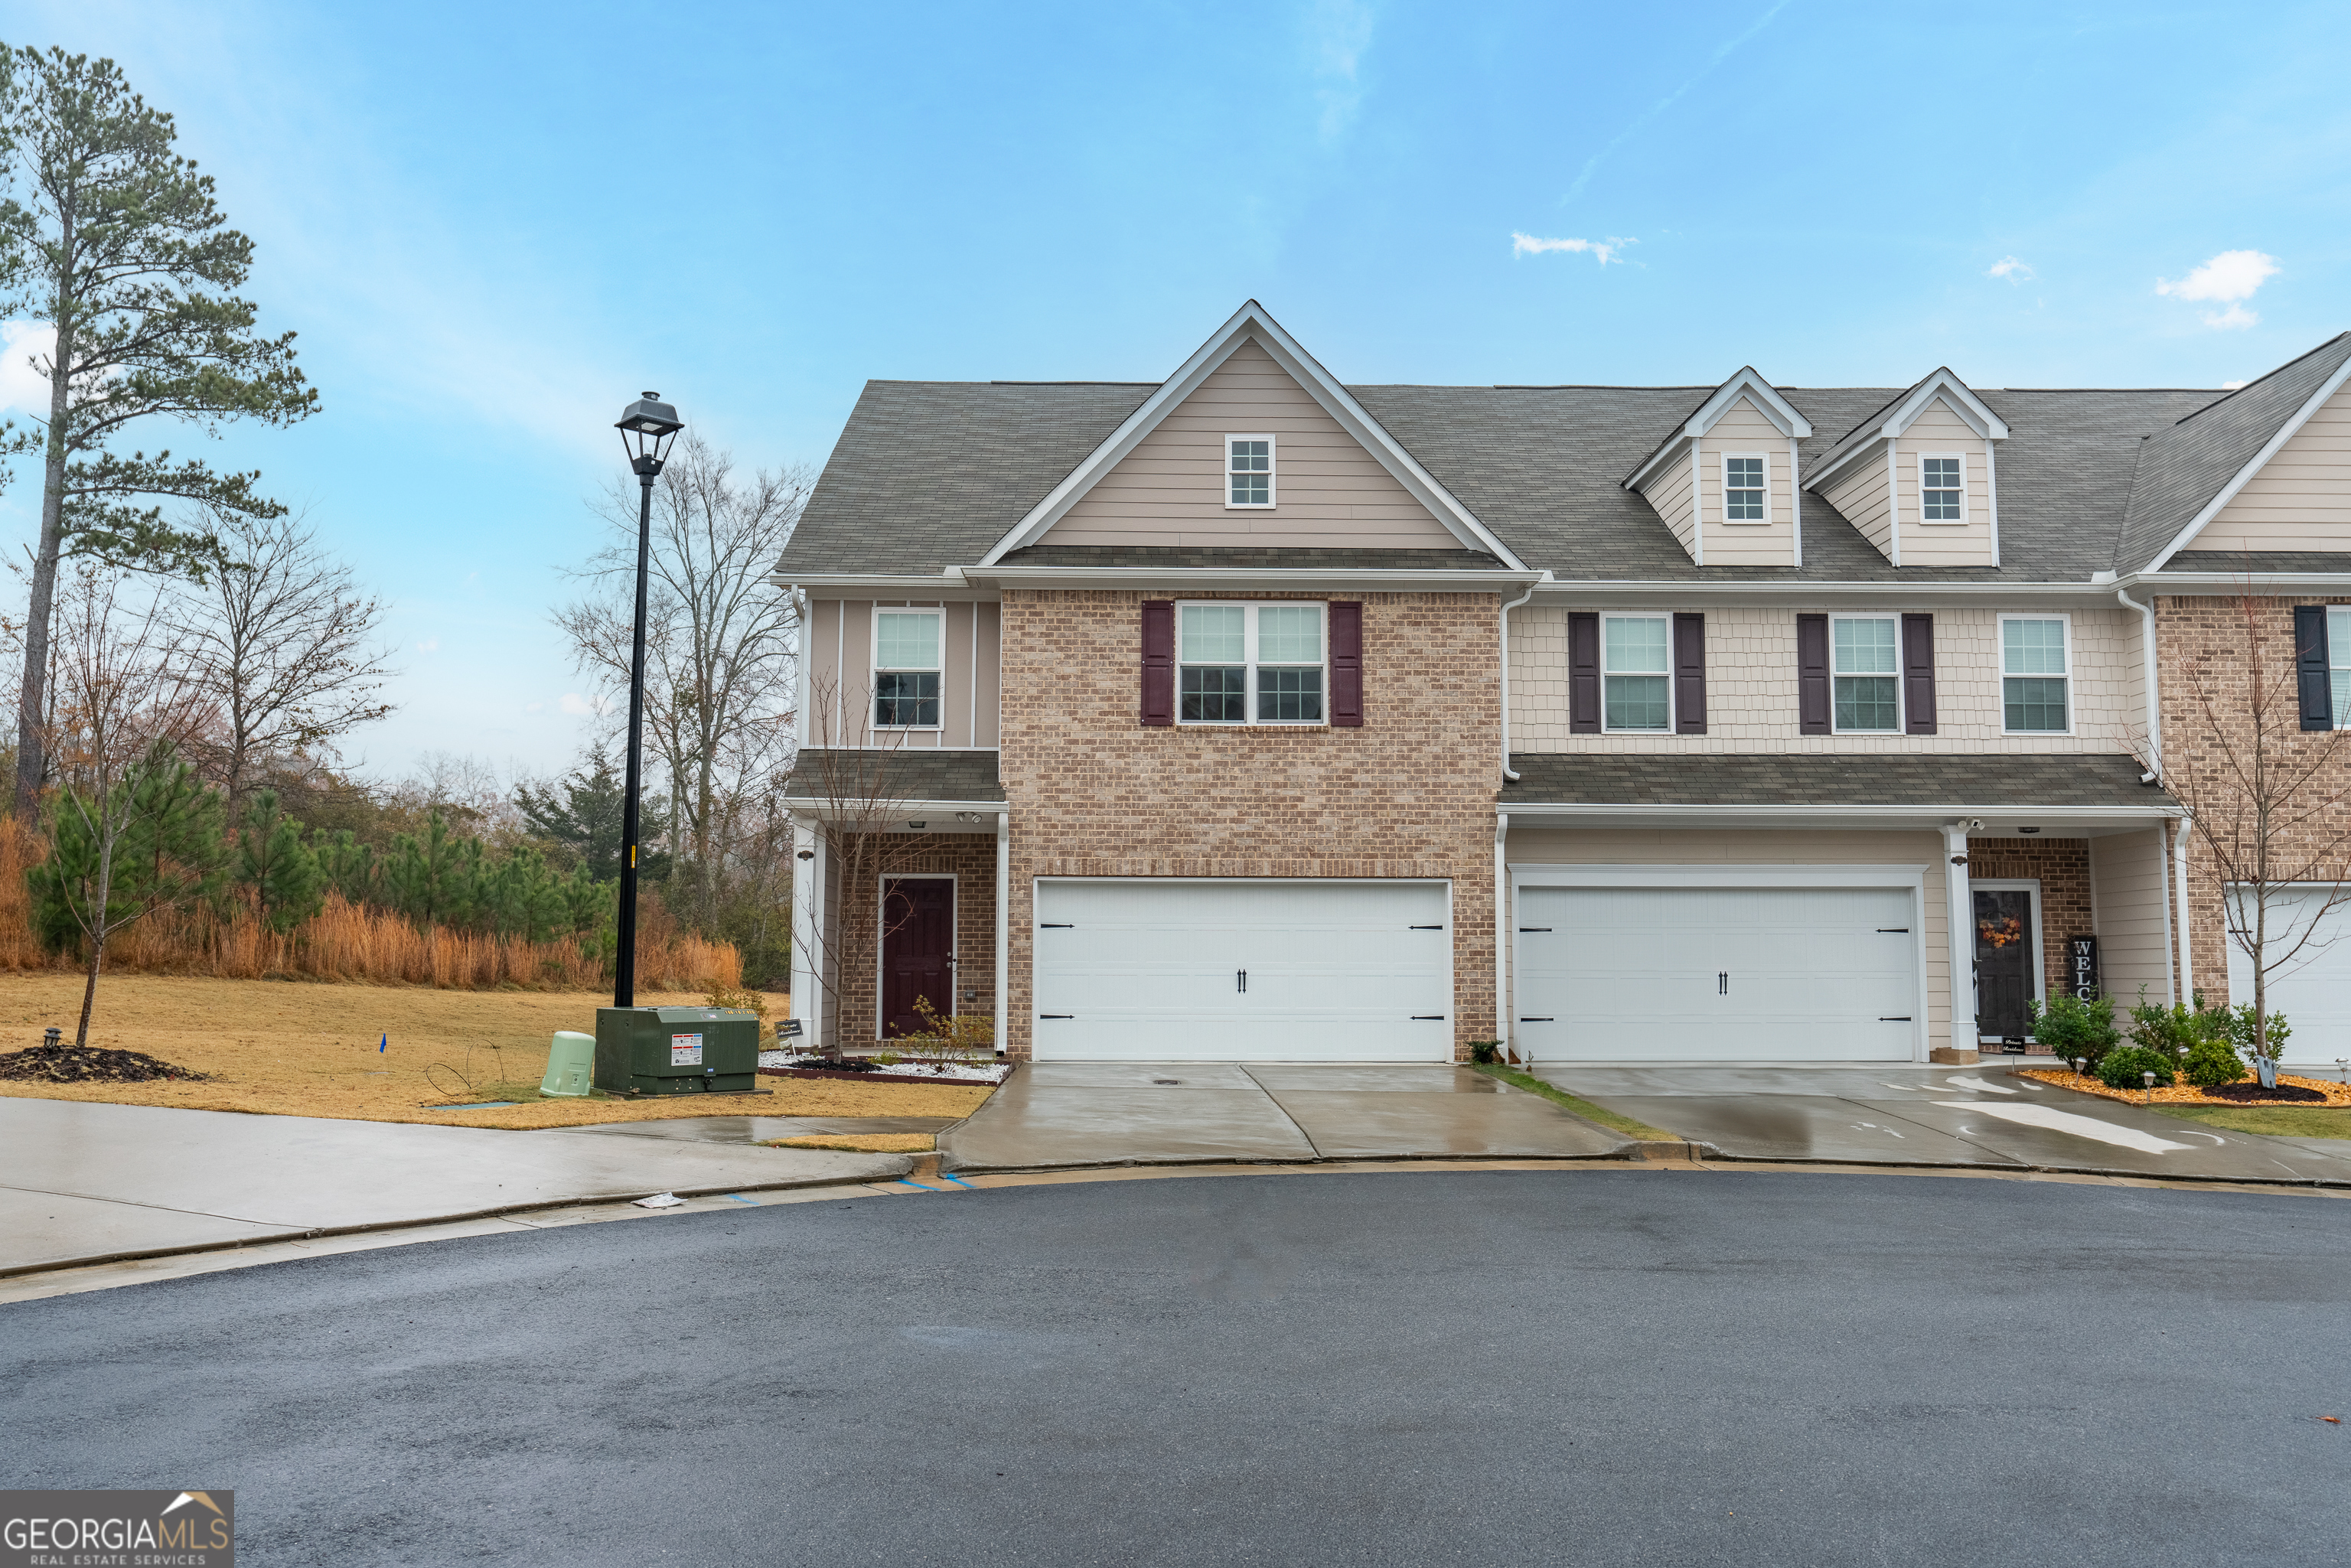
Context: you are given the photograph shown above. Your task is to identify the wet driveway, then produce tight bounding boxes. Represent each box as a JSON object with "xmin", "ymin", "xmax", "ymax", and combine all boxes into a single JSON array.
[{"xmin": 1542, "ymin": 1063, "xmax": 2351, "ymax": 1184}]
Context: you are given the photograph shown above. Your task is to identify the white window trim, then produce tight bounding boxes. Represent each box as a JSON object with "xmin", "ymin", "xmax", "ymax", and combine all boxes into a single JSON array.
[
  {"xmin": 1173, "ymin": 601, "xmax": 1329, "ymax": 728},
  {"xmin": 1223, "ymin": 432, "xmax": 1277, "ymax": 510},
  {"xmin": 1829, "ymin": 612, "xmax": 1905, "ymax": 736},
  {"xmin": 871, "ymin": 605, "xmax": 946, "ymax": 732},
  {"xmin": 1918, "ymin": 451, "xmax": 1968, "ymax": 526},
  {"xmin": 2330, "ymin": 605, "xmax": 2351, "ymax": 732},
  {"xmin": 1720, "ymin": 451, "xmax": 1770, "ymax": 526},
  {"xmin": 1599, "ymin": 611, "xmax": 1675, "ymax": 735},
  {"xmin": 1998, "ymin": 611, "xmax": 2075, "ymax": 738}
]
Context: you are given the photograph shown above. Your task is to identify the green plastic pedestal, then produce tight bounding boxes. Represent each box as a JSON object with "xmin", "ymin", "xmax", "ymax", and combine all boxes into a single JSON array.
[
  {"xmin": 540, "ymin": 1031, "xmax": 596, "ymax": 1097},
  {"xmin": 592, "ymin": 1006, "xmax": 761, "ymax": 1095}
]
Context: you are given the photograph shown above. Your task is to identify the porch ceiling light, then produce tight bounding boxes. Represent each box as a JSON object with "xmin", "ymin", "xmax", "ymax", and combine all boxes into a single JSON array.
[
  {"xmin": 908, "ymin": 820, "xmax": 928, "ymax": 830},
  {"xmin": 2017, "ymin": 826, "xmax": 2041, "ymax": 835}
]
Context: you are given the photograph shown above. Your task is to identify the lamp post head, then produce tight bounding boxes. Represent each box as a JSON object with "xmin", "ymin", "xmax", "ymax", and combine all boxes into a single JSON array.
[{"xmin": 616, "ymin": 391, "xmax": 684, "ymax": 477}]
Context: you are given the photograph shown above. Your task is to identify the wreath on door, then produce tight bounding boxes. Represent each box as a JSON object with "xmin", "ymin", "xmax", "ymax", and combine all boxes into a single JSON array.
[{"xmin": 1978, "ymin": 914, "xmax": 2024, "ymax": 949}]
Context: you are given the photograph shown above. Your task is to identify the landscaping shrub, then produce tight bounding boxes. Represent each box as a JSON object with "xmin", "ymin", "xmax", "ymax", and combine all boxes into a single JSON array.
[
  {"xmin": 2096, "ymin": 1045, "xmax": 2176, "ymax": 1090},
  {"xmin": 2222, "ymin": 1003, "xmax": 2292, "ymax": 1061},
  {"xmin": 1469, "ymin": 1039, "xmax": 1502, "ymax": 1065},
  {"xmin": 2027, "ymin": 995, "xmax": 2120, "ymax": 1064},
  {"xmin": 2183, "ymin": 1035, "xmax": 2248, "ymax": 1089}
]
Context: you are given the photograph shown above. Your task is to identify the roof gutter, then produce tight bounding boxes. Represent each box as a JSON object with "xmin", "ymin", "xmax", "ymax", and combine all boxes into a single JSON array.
[
  {"xmin": 1525, "ymin": 578, "xmax": 2130, "ymax": 605},
  {"xmin": 964, "ymin": 566, "xmax": 1547, "ymax": 592},
  {"xmin": 1496, "ymin": 802, "xmax": 2181, "ymax": 824}
]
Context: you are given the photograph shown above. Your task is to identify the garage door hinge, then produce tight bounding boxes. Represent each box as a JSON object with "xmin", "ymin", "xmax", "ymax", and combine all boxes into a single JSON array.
[
  {"xmin": 1877, "ymin": 927, "xmax": 1909, "ymax": 933},
  {"xmin": 1039, "ymin": 923, "xmax": 1074, "ymax": 928},
  {"xmin": 1518, "ymin": 927, "xmax": 1551, "ymax": 932},
  {"xmin": 1039, "ymin": 1014, "xmax": 1074, "ymax": 1019},
  {"xmin": 1879, "ymin": 1016, "xmax": 1912, "ymax": 1022},
  {"xmin": 1518, "ymin": 1016, "xmax": 1554, "ymax": 1022},
  {"xmin": 1410, "ymin": 924, "xmax": 1445, "ymax": 930},
  {"xmin": 1411, "ymin": 1015, "xmax": 1446, "ymax": 1020}
]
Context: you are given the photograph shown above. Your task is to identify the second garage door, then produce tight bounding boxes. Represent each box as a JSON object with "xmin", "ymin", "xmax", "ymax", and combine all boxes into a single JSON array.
[
  {"xmin": 1031, "ymin": 879, "xmax": 1453, "ymax": 1061},
  {"xmin": 1515, "ymin": 883, "xmax": 1923, "ymax": 1063}
]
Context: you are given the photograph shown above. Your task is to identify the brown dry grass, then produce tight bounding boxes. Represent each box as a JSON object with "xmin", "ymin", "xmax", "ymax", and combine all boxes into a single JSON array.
[
  {"xmin": 2020, "ymin": 1066, "xmax": 2351, "ymax": 1107},
  {"xmin": 769, "ymin": 1134, "xmax": 938, "ymax": 1153},
  {"xmin": 0, "ymin": 973, "xmax": 993, "ymax": 1130},
  {"xmin": 0, "ymin": 818, "xmax": 739, "ymax": 991}
]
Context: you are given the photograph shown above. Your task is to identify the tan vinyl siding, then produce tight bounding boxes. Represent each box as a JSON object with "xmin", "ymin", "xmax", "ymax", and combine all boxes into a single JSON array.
[
  {"xmin": 1511, "ymin": 605, "xmax": 2135, "ymax": 752},
  {"xmin": 805, "ymin": 597, "xmax": 1002, "ymax": 750},
  {"xmin": 1505, "ymin": 827, "xmax": 1952, "ymax": 1055},
  {"xmin": 2185, "ymin": 377, "xmax": 2351, "ymax": 551},
  {"xmin": 1639, "ymin": 438, "xmax": 1699, "ymax": 560},
  {"xmin": 1697, "ymin": 397, "xmax": 1798, "ymax": 568},
  {"xmin": 2089, "ymin": 827, "xmax": 2173, "ymax": 1006},
  {"xmin": 1819, "ymin": 444, "xmax": 1893, "ymax": 560},
  {"xmin": 1042, "ymin": 338, "xmax": 1460, "ymax": 549},
  {"xmin": 1894, "ymin": 400, "xmax": 1997, "ymax": 566}
]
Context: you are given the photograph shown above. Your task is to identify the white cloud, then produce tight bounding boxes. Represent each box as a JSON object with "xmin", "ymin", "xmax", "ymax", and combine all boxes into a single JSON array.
[
  {"xmin": 0, "ymin": 321, "xmax": 55, "ymax": 413},
  {"xmin": 2221, "ymin": 380, "xmax": 2250, "ymax": 391},
  {"xmin": 415, "ymin": 637, "xmax": 439, "ymax": 654},
  {"xmin": 1513, "ymin": 233, "xmax": 1635, "ymax": 266},
  {"xmin": 1986, "ymin": 256, "xmax": 2034, "ymax": 283},
  {"xmin": 2156, "ymin": 249, "xmax": 2279, "ymax": 328},
  {"xmin": 1306, "ymin": 0, "xmax": 1376, "ymax": 145},
  {"xmin": 559, "ymin": 692, "xmax": 609, "ymax": 717}
]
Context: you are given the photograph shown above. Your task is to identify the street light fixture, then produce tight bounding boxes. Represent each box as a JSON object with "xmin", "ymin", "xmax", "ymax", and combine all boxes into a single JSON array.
[{"xmin": 610, "ymin": 391, "xmax": 683, "ymax": 1007}]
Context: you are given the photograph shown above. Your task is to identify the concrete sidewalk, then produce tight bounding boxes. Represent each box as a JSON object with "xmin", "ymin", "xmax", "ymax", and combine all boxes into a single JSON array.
[
  {"xmin": 1543, "ymin": 1064, "xmax": 2351, "ymax": 1185},
  {"xmin": 941, "ymin": 1062, "xmax": 1630, "ymax": 1172},
  {"xmin": 0, "ymin": 1097, "xmax": 911, "ymax": 1277}
]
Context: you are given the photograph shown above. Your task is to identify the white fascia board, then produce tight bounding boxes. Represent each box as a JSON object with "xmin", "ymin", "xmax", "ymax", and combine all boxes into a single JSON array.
[
  {"xmin": 966, "ymin": 565, "xmax": 1547, "ymax": 592},
  {"xmin": 2143, "ymin": 348, "xmax": 2351, "ymax": 572},
  {"xmin": 974, "ymin": 300, "xmax": 1526, "ymax": 570},
  {"xmin": 1624, "ymin": 368, "xmax": 1814, "ymax": 491},
  {"xmin": 1524, "ymin": 578, "xmax": 2122, "ymax": 608},
  {"xmin": 771, "ymin": 572, "xmax": 1001, "ymax": 601},
  {"xmin": 1883, "ymin": 369, "xmax": 2010, "ymax": 442}
]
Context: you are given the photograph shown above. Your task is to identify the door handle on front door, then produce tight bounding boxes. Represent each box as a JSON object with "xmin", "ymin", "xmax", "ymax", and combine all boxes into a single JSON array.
[{"xmin": 1235, "ymin": 970, "xmax": 1247, "ymax": 993}]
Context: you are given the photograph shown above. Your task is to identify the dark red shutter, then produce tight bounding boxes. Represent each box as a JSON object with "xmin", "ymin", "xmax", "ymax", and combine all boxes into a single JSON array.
[
  {"xmin": 1329, "ymin": 601, "xmax": 1363, "ymax": 727},
  {"xmin": 1902, "ymin": 612, "xmax": 1938, "ymax": 735},
  {"xmin": 1797, "ymin": 614, "xmax": 1831, "ymax": 735},
  {"xmin": 1673, "ymin": 612, "xmax": 1707, "ymax": 735},
  {"xmin": 1141, "ymin": 599, "xmax": 1174, "ymax": 726},
  {"xmin": 2296, "ymin": 604, "xmax": 2332, "ymax": 732},
  {"xmin": 1569, "ymin": 612, "xmax": 1600, "ymax": 734}
]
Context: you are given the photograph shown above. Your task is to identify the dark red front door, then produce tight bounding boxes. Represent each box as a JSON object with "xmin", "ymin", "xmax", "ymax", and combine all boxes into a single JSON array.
[{"xmin": 881, "ymin": 878, "xmax": 954, "ymax": 1038}]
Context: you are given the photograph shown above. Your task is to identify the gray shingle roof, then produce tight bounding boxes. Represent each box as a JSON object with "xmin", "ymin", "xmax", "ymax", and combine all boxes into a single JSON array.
[
  {"xmin": 777, "ymin": 350, "xmax": 2333, "ymax": 583},
  {"xmin": 2117, "ymin": 333, "xmax": 2351, "ymax": 572},
  {"xmin": 2164, "ymin": 550, "xmax": 2351, "ymax": 574},
  {"xmin": 1499, "ymin": 752, "xmax": 2172, "ymax": 809},
  {"xmin": 783, "ymin": 748, "xmax": 1004, "ymax": 804}
]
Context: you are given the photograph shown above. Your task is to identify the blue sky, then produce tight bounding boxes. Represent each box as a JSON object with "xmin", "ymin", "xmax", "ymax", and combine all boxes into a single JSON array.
[{"xmin": 5, "ymin": 0, "xmax": 2346, "ymax": 780}]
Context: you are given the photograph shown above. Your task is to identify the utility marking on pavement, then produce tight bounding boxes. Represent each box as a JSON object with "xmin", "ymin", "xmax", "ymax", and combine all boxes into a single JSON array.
[
  {"xmin": 722, "ymin": 1194, "xmax": 759, "ymax": 1205},
  {"xmin": 1942, "ymin": 1076, "xmax": 2017, "ymax": 1095},
  {"xmin": 940, "ymin": 1174, "xmax": 978, "ymax": 1189},
  {"xmin": 897, "ymin": 1178, "xmax": 943, "ymax": 1191},
  {"xmin": 1932, "ymin": 1102, "xmax": 2191, "ymax": 1153}
]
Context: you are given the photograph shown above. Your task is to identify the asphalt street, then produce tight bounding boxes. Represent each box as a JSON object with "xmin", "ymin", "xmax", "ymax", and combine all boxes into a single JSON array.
[{"xmin": 5, "ymin": 1170, "xmax": 2348, "ymax": 1566}]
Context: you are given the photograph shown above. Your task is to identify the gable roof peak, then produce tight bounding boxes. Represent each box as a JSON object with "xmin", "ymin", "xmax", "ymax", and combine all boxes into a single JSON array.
[{"xmin": 1622, "ymin": 366, "xmax": 1813, "ymax": 489}]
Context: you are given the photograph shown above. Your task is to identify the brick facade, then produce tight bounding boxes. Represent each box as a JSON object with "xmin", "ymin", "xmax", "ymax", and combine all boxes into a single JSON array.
[
  {"xmin": 2156, "ymin": 593, "xmax": 2351, "ymax": 1006},
  {"xmin": 831, "ymin": 830, "xmax": 999, "ymax": 1044},
  {"xmin": 996, "ymin": 587, "xmax": 1504, "ymax": 1061},
  {"xmin": 1964, "ymin": 836, "xmax": 2094, "ymax": 1000}
]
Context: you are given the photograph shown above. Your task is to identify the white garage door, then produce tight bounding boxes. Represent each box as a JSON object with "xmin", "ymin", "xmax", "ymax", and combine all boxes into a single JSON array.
[
  {"xmin": 1032, "ymin": 879, "xmax": 1453, "ymax": 1061},
  {"xmin": 1515, "ymin": 883, "xmax": 1922, "ymax": 1063},
  {"xmin": 2225, "ymin": 885, "xmax": 2351, "ymax": 1067}
]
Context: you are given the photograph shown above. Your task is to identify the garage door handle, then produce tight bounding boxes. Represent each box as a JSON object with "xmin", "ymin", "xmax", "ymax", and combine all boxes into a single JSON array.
[
  {"xmin": 1411, "ymin": 1015, "xmax": 1446, "ymax": 1021},
  {"xmin": 1237, "ymin": 969, "xmax": 1247, "ymax": 993},
  {"xmin": 1039, "ymin": 1014, "xmax": 1074, "ymax": 1019}
]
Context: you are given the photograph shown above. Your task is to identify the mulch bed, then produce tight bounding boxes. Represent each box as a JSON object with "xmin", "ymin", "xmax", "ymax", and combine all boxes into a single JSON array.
[
  {"xmin": 0, "ymin": 1042, "xmax": 210, "ymax": 1084},
  {"xmin": 2020, "ymin": 1067, "xmax": 2351, "ymax": 1107}
]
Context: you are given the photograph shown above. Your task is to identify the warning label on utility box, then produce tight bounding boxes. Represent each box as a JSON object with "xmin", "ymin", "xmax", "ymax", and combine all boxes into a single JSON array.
[{"xmin": 670, "ymin": 1033, "xmax": 703, "ymax": 1066}]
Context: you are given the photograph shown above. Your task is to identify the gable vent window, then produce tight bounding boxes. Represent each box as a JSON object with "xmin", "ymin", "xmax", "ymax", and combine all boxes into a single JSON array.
[
  {"xmin": 1724, "ymin": 455, "xmax": 1766, "ymax": 522},
  {"xmin": 1179, "ymin": 602, "xmax": 1323, "ymax": 725},
  {"xmin": 873, "ymin": 609, "xmax": 943, "ymax": 729},
  {"xmin": 2001, "ymin": 616, "xmax": 2070, "ymax": 733},
  {"xmin": 1832, "ymin": 615, "xmax": 1901, "ymax": 732},
  {"xmin": 1922, "ymin": 455, "xmax": 1964, "ymax": 522},
  {"xmin": 1227, "ymin": 435, "xmax": 1274, "ymax": 508}
]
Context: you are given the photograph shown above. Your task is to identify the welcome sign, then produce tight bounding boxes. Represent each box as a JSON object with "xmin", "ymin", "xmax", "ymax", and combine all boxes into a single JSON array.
[{"xmin": 2068, "ymin": 935, "xmax": 2101, "ymax": 1001}]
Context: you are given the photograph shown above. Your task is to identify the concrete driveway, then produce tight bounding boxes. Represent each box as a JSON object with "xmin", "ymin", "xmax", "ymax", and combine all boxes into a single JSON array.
[
  {"xmin": 1543, "ymin": 1063, "xmax": 2351, "ymax": 1184},
  {"xmin": 941, "ymin": 1062, "xmax": 1630, "ymax": 1172}
]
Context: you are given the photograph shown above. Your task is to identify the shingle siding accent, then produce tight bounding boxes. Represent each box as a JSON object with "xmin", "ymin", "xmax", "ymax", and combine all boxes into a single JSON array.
[{"xmin": 999, "ymin": 587, "xmax": 1502, "ymax": 1062}]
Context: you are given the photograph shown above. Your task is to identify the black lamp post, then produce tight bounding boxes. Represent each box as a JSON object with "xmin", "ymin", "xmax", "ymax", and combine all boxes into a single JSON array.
[{"xmin": 611, "ymin": 391, "xmax": 683, "ymax": 1007}]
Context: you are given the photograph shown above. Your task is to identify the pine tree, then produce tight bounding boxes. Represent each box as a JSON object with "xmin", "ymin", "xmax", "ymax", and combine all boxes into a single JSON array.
[
  {"xmin": 384, "ymin": 810, "xmax": 471, "ymax": 931},
  {"xmin": 236, "ymin": 789, "xmax": 324, "ymax": 933},
  {"xmin": 316, "ymin": 829, "xmax": 374, "ymax": 905}
]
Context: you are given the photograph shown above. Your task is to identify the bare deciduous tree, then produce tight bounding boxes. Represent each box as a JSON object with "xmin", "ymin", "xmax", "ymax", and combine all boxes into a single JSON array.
[
  {"xmin": 2145, "ymin": 582, "xmax": 2351, "ymax": 1070},
  {"xmin": 166, "ymin": 508, "xmax": 394, "ymax": 810},
  {"xmin": 558, "ymin": 434, "xmax": 808, "ymax": 927}
]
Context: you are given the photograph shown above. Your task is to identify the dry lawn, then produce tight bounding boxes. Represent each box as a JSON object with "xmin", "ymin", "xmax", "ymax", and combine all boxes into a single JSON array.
[{"xmin": 0, "ymin": 974, "xmax": 993, "ymax": 1130}]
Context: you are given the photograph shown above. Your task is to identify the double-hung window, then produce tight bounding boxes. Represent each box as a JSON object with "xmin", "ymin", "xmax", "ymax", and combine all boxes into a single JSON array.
[
  {"xmin": 873, "ymin": 609, "xmax": 943, "ymax": 729},
  {"xmin": 1602, "ymin": 615, "xmax": 1671, "ymax": 732},
  {"xmin": 1179, "ymin": 602, "xmax": 1324, "ymax": 724},
  {"xmin": 1226, "ymin": 435, "xmax": 1274, "ymax": 507},
  {"xmin": 2331, "ymin": 608, "xmax": 2351, "ymax": 725},
  {"xmin": 1723, "ymin": 455, "xmax": 1766, "ymax": 522},
  {"xmin": 1832, "ymin": 615, "xmax": 1901, "ymax": 732},
  {"xmin": 2001, "ymin": 616, "xmax": 2069, "ymax": 732},
  {"xmin": 1921, "ymin": 455, "xmax": 1965, "ymax": 523}
]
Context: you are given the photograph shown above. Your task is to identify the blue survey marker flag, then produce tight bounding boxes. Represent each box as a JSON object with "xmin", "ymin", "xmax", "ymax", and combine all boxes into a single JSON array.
[{"xmin": 379, "ymin": 1034, "xmax": 387, "ymax": 1053}]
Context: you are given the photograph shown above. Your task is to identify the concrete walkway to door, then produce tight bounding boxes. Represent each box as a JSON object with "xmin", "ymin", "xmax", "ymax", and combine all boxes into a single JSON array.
[{"xmin": 939, "ymin": 1063, "xmax": 1632, "ymax": 1172}]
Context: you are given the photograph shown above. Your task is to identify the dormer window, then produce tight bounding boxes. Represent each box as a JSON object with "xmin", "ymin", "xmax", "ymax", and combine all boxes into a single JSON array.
[
  {"xmin": 1227, "ymin": 435, "xmax": 1274, "ymax": 508},
  {"xmin": 1724, "ymin": 455, "xmax": 1766, "ymax": 522},
  {"xmin": 1922, "ymin": 455, "xmax": 1965, "ymax": 522}
]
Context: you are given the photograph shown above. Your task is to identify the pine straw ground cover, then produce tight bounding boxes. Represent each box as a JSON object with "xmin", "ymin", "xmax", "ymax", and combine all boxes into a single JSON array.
[
  {"xmin": 2018, "ymin": 1066, "xmax": 2351, "ymax": 1110},
  {"xmin": 0, "ymin": 974, "xmax": 993, "ymax": 1131}
]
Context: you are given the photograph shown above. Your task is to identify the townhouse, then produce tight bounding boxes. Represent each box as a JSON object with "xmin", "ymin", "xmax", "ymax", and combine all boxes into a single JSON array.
[{"xmin": 778, "ymin": 302, "xmax": 2351, "ymax": 1069}]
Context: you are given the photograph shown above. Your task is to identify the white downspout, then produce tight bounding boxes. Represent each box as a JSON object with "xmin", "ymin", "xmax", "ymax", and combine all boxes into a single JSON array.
[
  {"xmin": 2119, "ymin": 583, "xmax": 2183, "ymax": 1005},
  {"xmin": 2115, "ymin": 586, "xmax": 2162, "ymax": 771},
  {"xmin": 1495, "ymin": 813, "xmax": 1512, "ymax": 1063},
  {"xmin": 1499, "ymin": 580, "xmax": 1541, "ymax": 782},
  {"xmin": 1943, "ymin": 822, "xmax": 1974, "ymax": 1061},
  {"xmin": 995, "ymin": 811, "xmax": 1011, "ymax": 1059}
]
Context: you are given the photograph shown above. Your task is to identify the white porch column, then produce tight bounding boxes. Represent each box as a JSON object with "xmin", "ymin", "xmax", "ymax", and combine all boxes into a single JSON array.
[
  {"xmin": 789, "ymin": 816, "xmax": 826, "ymax": 1052},
  {"xmin": 2173, "ymin": 818, "xmax": 2196, "ymax": 1003},
  {"xmin": 995, "ymin": 811, "xmax": 1011, "ymax": 1058},
  {"xmin": 1943, "ymin": 823, "xmax": 1974, "ymax": 1059},
  {"xmin": 1495, "ymin": 813, "xmax": 1513, "ymax": 1062}
]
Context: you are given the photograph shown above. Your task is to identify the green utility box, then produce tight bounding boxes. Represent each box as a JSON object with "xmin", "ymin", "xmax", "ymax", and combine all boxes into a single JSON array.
[{"xmin": 593, "ymin": 1006, "xmax": 761, "ymax": 1095}]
